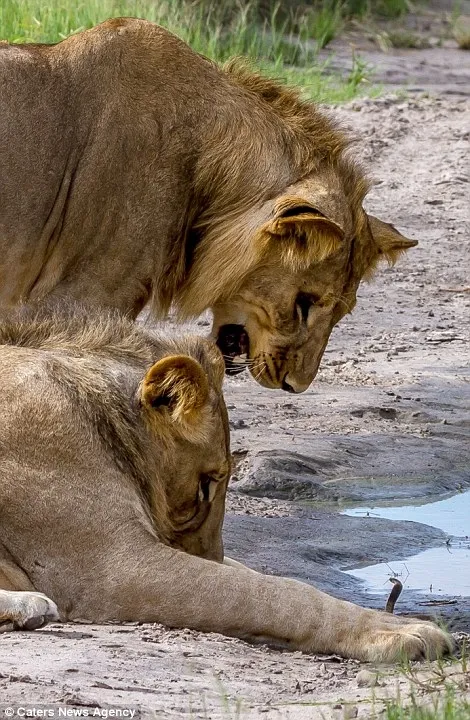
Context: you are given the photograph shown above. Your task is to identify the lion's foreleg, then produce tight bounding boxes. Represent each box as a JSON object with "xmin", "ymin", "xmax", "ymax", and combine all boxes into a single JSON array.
[
  {"xmin": 0, "ymin": 590, "xmax": 60, "ymax": 632},
  {"xmin": 0, "ymin": 547, "xmax": 60, "ymax": 631},
  {"xmin": 71, "ymin": 535, "xmax": 452, "ymax": 662}
]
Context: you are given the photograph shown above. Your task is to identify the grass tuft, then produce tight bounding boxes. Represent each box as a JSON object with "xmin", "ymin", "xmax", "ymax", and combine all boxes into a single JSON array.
[
  {"xmin": 385, "ymin": 687, "xmax": 470, "ymax": 719},
  {"xmin": 452, "ymin": 15, "xmax": 470, "ymax": 50}
]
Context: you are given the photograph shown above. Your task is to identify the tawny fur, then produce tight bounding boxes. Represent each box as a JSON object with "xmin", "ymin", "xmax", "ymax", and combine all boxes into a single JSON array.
[
  {"xmin": 0, "ymin": 18, "xmax": 416, "ymax": 391},
  {"xmin": 0, "ymin": 303, "xmax": 453, "ymax": 662},
  {"xmin": 0, "ymin": 302, "xmax": 228, "ymax": 546}
]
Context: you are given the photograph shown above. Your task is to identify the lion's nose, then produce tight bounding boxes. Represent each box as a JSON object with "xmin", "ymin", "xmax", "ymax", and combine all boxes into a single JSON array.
[
  {"xmin": 282, "ymin": 374, "xmax": 311, "ymax": 393},
  {"xmin": 281, "ymin": 378, "xmax": 296, "ymax": 393}
]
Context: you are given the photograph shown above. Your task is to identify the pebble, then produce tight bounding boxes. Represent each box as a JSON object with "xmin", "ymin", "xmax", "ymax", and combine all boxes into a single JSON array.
[
  {"xmin": 334, "ymin": 704, "xmax": 359, "ymax": 719},
  {"xmin": 356, "ymin": 669, "xmax": 379, "ymax": 687}
]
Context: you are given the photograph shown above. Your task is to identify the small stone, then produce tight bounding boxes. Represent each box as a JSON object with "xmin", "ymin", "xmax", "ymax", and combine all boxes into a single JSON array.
[
  {"xmin": 229, "ymin": 418, "xmax": 248, "ymax": 429},
  {"xmin": 356, "ymin": 669, "xmax": 379, "ymax": 687},
  {"xmin": 93, "ymin": 681, "xmax": 113, "ymax": 689},
  {"xmin": 378, "ymin": 407, "xmax": 397, "ymax": 420},
  {"xmin": 333, "ymin": 705, "xmax": 358, "ymax": 719}
]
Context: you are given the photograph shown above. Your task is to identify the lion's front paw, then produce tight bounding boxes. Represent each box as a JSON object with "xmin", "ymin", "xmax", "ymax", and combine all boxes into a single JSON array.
[
  {"xmin": 0, "ymin": 590, "xmax": 60, "ymax": 632},
  {"xmin": 364, "ymin": 619, "xmax": 453, "ymax": 662}
]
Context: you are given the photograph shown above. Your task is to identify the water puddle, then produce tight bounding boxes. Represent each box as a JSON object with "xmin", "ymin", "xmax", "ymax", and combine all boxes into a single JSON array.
[
  {"xmin": 342, "ymin": 490, "xmax": 470, "ymax": 597},
  {"xmin": 344, "ymin": 543, "xmax": 470, "ymax": 597},
  {"xmin": 343, "ymin": 491, "xmax": 470, "ymax": 537}
]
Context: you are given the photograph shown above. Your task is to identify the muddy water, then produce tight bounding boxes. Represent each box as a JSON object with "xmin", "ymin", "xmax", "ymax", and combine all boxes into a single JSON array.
[{"xmin": 343, "ymin": 491, "xmax": 470, "ymax": 597}]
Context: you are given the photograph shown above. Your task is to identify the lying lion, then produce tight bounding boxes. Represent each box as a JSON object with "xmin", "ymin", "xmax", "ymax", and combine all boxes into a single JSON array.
[
  {"xmin": 0, "ymin": 18, "xmax": 416, "ymax": 392},
  {"xmin": 0, "ymin": 305, "xmax": 451, "ymax": 661}
]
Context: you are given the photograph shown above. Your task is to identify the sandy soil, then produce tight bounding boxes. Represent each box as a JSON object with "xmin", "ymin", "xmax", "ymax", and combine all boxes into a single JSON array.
[
  {"xmin": 222, "ymin": 91, "xmax": 470, "ymax": 622},
  {"xmin": 1, "ymin": 30, "xmax": 469, "ymax": 720}
]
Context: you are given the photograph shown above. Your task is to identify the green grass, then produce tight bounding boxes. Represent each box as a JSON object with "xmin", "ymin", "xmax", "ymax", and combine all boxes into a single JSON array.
[
  {"xmin": 385, "ymin": 689, "xmax": 470, "ymax": 720},
  {"xmin": 0, "ymin": 0, "xmax": 378, "ymax": 103},
  {"xmin": 279, "ymin": 53, "xmax": 380, "ymax": 104},
  {"xmin": 343, "ymin": 0, "xmax": 412, "ymax": 18},
  {"xmin": 0, "ymin": 0, "xmax": 319, "ymax": 60},
  {"xmin": 452, "ymin": 13, "xmax": 470, "ymax": 50}
]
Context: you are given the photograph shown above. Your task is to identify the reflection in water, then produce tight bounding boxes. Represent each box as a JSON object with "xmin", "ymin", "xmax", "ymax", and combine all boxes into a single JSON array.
[
  {"xmin": 342, "ymin": 490, "xmax": 470, "ymax": 597},
  {"xmin": 342, "ymin": 490, "xmax": 470, "ymax": 537},
  {"xmin": 344, "ymin": 542, "xmax": 470, "ymax": 596}
]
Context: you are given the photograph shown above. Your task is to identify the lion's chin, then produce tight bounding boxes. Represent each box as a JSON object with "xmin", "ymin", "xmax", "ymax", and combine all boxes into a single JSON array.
[{"xmin": 215, "ymin": 324, "xmax": 250, "ymax": 376}]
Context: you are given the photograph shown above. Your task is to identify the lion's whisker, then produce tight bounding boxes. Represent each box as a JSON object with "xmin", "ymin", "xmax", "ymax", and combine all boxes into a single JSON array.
[
  {"xmin": 253, "ymin": 362, "xmax": 267, "ymax": 382},
  {"xmin": 220, "ymin": 354, "xmax": 251, "ymax": 366},
  {"xmin": 247, "ymin": 360, "xmax": 265, "ymax": 373},
  {"xmin": 325, "ymin": 294, "xmax": 353, "ymax": 313}
]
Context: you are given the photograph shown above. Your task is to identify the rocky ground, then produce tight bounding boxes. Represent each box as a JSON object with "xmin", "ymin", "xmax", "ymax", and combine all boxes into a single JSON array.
[{"xmin": 1, "ymin": 19, "xmax": 469, "ymax": 720}]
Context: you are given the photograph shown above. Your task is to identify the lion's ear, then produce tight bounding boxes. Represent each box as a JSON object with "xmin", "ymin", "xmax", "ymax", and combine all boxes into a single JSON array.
[
  {"xmin": 368, "ymin": 215, "xmax": 418, "ymax": 264},
  {"xmin": 141, "ymin": 355, "xmax": 209, "ymax": 427},
  {"xmin": 264, "ymin": 199, "xmax": 345, "ymax": 269}
]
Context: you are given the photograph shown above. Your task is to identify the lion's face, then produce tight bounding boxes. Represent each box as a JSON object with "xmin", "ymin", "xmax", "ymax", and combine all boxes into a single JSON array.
[
  {"xmin": 140, "ymin": 339, "xmax": 230, "ymax": 562},
  {"xmin": 165, "ymin": 431, "xmax": 230, "ymax": 563},
  {"xmin": 207, "ymin": 180, "xmax": 418, "ymax": 393},
  {"xmin": 213, "ymin": 256, "xmax": 349, "ymax": 393}
]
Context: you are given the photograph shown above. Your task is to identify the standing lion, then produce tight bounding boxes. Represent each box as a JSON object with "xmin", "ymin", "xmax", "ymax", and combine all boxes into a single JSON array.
[{"xmin": 0, "ymin": 18, "xmax": 416, "ymax": 391}]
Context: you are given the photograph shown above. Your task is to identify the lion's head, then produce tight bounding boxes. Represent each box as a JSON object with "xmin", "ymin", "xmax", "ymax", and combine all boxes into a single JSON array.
[
  {"xmin": 169, "ymin": 64, "xmax": 417, "ymax": 393},
  {"xmin": 212, "ymin": 209, "xmax": 415, "ymax": 393},
  {"xmin": 139, "ymin": 336, "xmax": 230, "ymax": 561},
  {"xmin": 180, "ymin": 172, "xmax": 416, "ymax": 393},
  {"xmin": 0, "ymin": 304, "xmax": 230, "ymax": 563}
]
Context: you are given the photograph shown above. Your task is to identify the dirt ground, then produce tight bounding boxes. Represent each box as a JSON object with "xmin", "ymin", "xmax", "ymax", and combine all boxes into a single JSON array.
[{"xmin": 1, "ymin": 19, "xmax": 470, "ymax": 720}]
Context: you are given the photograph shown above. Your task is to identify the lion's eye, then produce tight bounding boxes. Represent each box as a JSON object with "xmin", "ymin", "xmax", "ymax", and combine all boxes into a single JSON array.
[
  {"xmin": 198, "ymin": 476, "xmax": 211, "ymax": 503},
  {"xmin": 295, "ymin": 293, "xmax": 320, "ymax": 323},
  {"xmin": 198, "ymin": 473, "xmax": 222, "ymax": 504}
]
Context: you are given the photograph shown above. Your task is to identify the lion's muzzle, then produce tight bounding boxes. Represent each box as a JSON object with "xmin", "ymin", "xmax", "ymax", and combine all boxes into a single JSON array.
[{"xmin": 216, "ymin": 324, "xmax": 250, "ymax": 376}]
